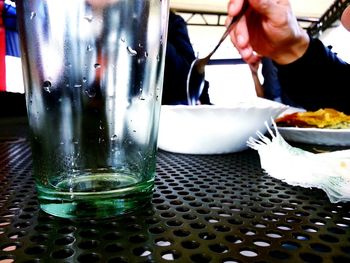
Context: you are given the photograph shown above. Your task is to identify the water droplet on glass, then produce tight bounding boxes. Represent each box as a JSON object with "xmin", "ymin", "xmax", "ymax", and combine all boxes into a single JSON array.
[
  {"xmin": 74, "ymin": 84, "xmax": 82, "ymax": 88},
  {"xmin": 127, "ymin": 46, "xmax": 137, "ymax": 56},
  {"xmin": 43, "ymin": 80, "xmax": 52, "ymax": 93},
  {"xmin": 83, "ymin": 77, "xmax": 87, "ymax": 83},
  {"xmin": 30, "ymin": 12, "xmax": 36, "ymax": 20},
  {"xmin": 144, "ymin": 52, "xmax": 149, "ymax": 58},
  {"xmin": 120, "ymin": 37, "xmax": 126, "ymax": 43},
  {"xmin": 87, "ymin": 45, "xmax": 93, "ymax": 52},
  {"xmin": 111, "ymin": 135, "xmax": 118, "ymax": 141},
  {"xmin": 84, "ymin": 15, "xmax": 93, "ymax": 23},
  {"xmin": 85, "ymin": 89, "xmax": 96, "ymax": 98},
  {"xmin": 139, "ymin": 86, "xmax": 145, "ymax": 100},
  {"xmin": 138, "ymin": 43, "xmax": 144, "ymax": 48},
  {"xmin": 94, "ymin": 63, "xmax": 101, "ymax": 69}
]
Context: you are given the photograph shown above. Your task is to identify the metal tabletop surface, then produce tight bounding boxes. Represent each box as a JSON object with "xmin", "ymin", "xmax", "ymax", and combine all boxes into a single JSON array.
[{"xmin": 0, "ymin": 118, "xmax": 350, "ymax": 263}]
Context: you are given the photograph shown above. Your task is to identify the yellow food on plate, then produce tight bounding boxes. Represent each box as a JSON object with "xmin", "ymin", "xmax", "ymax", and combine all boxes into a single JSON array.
[{"xmin": 275, "ymin": 108, "xmax": 350, "ymax": 129}]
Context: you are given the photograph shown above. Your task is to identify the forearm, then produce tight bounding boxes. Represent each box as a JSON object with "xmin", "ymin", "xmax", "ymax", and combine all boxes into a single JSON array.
[
  {"xmin": 271, "ymin": 30, "xmax": 310, "ymax": 65},
  {"xmin": 276, "ymin": 38, "xmax": 350, "ymax": 113},
  {"xmin": 251, "ymin": 72, "xmax": 264, "ymax": 98}
]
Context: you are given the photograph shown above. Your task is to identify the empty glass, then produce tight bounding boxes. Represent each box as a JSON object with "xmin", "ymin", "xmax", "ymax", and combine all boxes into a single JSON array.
[{"xmin": 16, "ymin": 0, "xmax": 169, "ymax": 219}]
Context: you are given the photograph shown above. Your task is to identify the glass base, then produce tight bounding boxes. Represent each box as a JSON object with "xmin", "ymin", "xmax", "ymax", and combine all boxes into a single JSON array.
[{"xmin": 36, "ymin": 173, "xmax": 154, "ymax": 219}]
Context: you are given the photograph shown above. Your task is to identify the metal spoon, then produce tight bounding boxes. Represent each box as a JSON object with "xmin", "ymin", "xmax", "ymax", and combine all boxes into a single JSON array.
[{"xmin": 186, "ymin": 0, "xmax": 249, "ymax": 105}]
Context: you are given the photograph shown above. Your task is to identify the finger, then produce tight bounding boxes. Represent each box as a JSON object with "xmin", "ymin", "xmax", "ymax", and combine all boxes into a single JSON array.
[
  {"xmin": 248, "ymin": 0, "xmax": 270, "ymax": 12},
  {"xmin": 227, "ymin": 0, "xmax": 255, "ymax": 63},
  {"xmin": 227, "ymin": 0, "xmax": 246, "ymax": 17},
  {"xmin": 227, "ymin": 0, "xmax": 272, "ymax": 17},
  {"xmin": 232, "ymin": 15, "xmax": 250, "ymax": 50},
  {"xmin": 246, "ymin": 52, "xmax": 262, "ymax": 65},
  {"xmin": 249, "ymin": 0, "xmax": 291, "ymax": 20},
  {"xmin": 240, "ymin": 46, "xmax": 254, "ymax": 62},
  {"xmin": 228, "ymin": 16, "xmax": 252, "ymax": 60}
]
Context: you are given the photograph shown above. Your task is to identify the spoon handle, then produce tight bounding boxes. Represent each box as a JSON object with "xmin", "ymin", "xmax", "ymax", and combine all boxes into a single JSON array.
[{"xmin": 207, "ymin": 0, "xmax": 249, "ymax": 60}]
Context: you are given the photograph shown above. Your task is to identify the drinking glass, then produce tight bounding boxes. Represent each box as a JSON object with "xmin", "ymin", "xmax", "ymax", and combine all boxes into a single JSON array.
[{"xmin": 16, "ymin": 0, "xmax": 169, "ymax": 219}]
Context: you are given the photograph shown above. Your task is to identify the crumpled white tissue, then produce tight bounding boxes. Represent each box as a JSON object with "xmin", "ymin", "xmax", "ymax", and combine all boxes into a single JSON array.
[{"xmin": 247, "ymin": 121, "xmax": 350, "ymax": 203}]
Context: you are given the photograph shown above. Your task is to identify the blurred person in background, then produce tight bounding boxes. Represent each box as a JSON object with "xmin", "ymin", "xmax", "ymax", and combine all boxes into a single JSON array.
[
  {"xmin": 248, "ymin": 57, "xmax": 283, "ymax": 101},
  {"xmin": 248, "ymin": 58, "xmax": 264, "ymax": 98},
  {"xmin": 163, "ymin": 10, "xmax": 211, "ymax": 105},
  {"xmin": 249, "ymin": 56, "xmax": 300, "ymax": 107},
  {"xmin": 227, "ymin": 0, "xmax": 350, "ymax": 114}
]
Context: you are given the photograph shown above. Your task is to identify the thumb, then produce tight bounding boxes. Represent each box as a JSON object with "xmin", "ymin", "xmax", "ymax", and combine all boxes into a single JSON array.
[
  {"xmin": 341, "ymin": 5, "xmax": 350, "ymax": 31},
  {"xmin": 248, "ymin": 0, "xmax": 291, "ymax": 18}
]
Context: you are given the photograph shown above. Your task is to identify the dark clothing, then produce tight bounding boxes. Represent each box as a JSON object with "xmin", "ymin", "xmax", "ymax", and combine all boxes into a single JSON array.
[
  {"xmin": 162, "ymin": 11, "xmax": 210, "ymax": 105},
  {"xmin": 262, "ymin": 57, "xmax": 299, "ymax": 107},
  {"xmin": 162, "ymin": 11, "xmax": 195, "ymax": 105},
  {"xmin": 276, "ymin": 38, "xmax": 350, "ymax": 114},
  {"xmin": 0, "ymin": 91, "xmax": 26, "ymax": 117},
  {"xmin": 261, "ymin": 57, "xmax": 281, "ymax": 101}
]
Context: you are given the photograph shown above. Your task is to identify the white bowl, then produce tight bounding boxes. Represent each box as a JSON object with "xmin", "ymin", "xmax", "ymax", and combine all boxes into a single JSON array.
[{"xmin": 157, "ymin": 98, "xmax": 288, "ymax": 154}]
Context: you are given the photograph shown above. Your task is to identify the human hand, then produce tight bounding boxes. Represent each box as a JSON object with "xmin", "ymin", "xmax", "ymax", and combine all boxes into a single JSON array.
[
  {"xmin": 341, "ymin": 5, "xmax": 350, "ymax": 31},
  {"xmin": 227, "ymin": 0, "xmax": 310, "ymax": 65}
]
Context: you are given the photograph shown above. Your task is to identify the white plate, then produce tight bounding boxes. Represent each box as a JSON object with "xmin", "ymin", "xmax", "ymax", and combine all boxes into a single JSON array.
[
  {"xmin": 158, "ymin": 98, "xmax": 288, "ymax": 154},
  {"xmin": 278, "ymin": 126, "xmax": 350, "ymax": 146}
]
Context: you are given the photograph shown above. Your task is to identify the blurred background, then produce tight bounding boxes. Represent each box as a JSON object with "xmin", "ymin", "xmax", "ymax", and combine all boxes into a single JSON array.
[
  {"xmin": 1, "ymin": 0, "xmax": 350, "ymax": 108},
  {"xmin": 170, "ymin": 0, "xmax": 350, "ymax": 105}
]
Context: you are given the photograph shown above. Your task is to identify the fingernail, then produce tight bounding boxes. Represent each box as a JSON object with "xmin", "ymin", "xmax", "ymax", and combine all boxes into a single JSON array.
[
  {"xmin": 237, "ymin": 35, "xmax": 244, "ymax": 45},
  {"xmin": 241, "ymin": 47, "xmax": 251, "ymax": 58}
]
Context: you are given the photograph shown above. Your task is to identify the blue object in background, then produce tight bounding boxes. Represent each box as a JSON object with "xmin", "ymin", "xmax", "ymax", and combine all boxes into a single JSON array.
[{"xmin": 4, "ymin": 1, "xmax": 20, "ymax": 57}]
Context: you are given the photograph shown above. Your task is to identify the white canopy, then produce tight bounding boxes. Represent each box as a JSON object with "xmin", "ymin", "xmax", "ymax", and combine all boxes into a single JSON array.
[{"xmin": 170, "ymin": 0, "xmax": 334, "ymax": 19}]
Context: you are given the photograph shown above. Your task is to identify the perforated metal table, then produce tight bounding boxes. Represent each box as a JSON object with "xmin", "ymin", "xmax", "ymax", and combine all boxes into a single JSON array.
[{"xmin": 0, "ymin": 119, "xmax": 350, "ymax": 263}]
